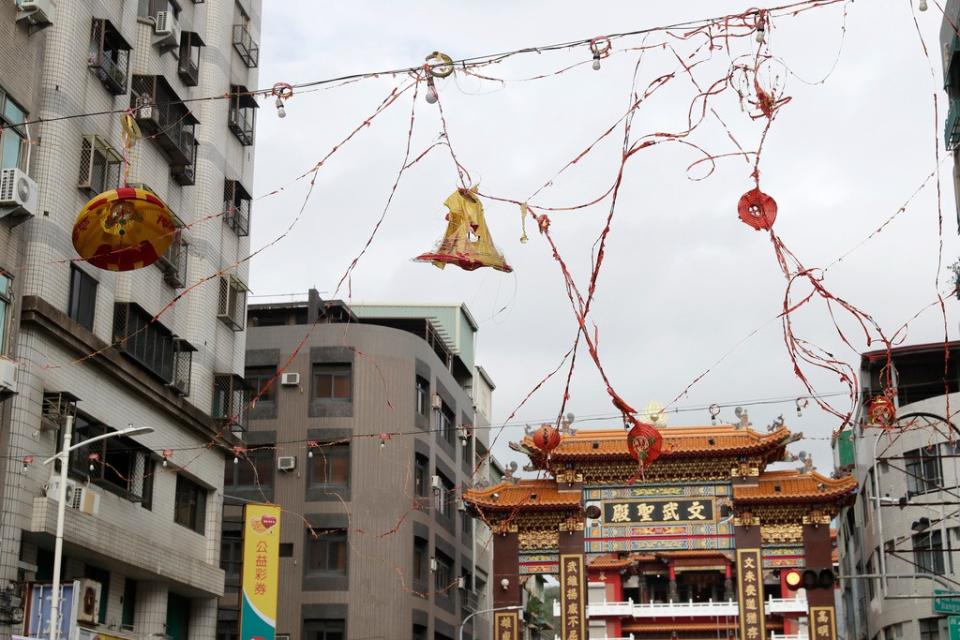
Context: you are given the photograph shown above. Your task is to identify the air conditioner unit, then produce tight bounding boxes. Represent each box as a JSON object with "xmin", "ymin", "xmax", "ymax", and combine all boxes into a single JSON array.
[
  {"xmin": 15, "ymin": 0, "xmax": 53, "ymax": 28},
  {"xmin": 48, "ymin": 478, "xmax": 100, "ymax": 516},
  {"xmin": 431, "ymin": 393, "xmax": 442, "ymax": 410},
  {"xmin": 431, "ymin": 475, "xmax": 442, "ymax": 491},
  {"xmin": 281, "ymin": 372, "xmax": 300, "ymax": 386},
  {"xmin": 0, "ymin": 168, "xmax": 38, "ymax": 223},
  {"xmin": 75, "ymin": 579, "xmax": 102, "ymax": 625},
  {"xmin": 0, "ymin": 357, "xmax": 17, "ymax": 397},
  {"xmin": 154, "ymin": 10, "xmax": 181, "ymax": 47},
  {"xmin": 277, "ymin": 455, "xmax": 296, "ymax": 471}
]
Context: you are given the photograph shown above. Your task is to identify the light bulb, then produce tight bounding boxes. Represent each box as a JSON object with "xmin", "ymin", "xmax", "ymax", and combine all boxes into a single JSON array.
[
  {"xmin": 755, "ymin": 27, "xmax": 766, "ymax": 44},
  {"xmin": 89, "ymin": 463, "xmax": 95, "ymax": 472},
  {"xmin": 425, "ymin": 85, "xmax": 438, "ymax": 104},
  {"xmin": 379, "ymin": 439, "xmax": 386, "ymax": 450},
  {"xmin": 592, "ymin": 56, "xmax": 601, "ymax": 71},
  {"xmin": 307, "ymin": 450, "xmax": 314, "ymax": 458},
  {"xmin": 919, "ymin": 0, "xmax": 928, "ymax": 9},
  {"xmin": 275, "ymin": 97, "xmax": 286, "ymax": 118},
  {"xmin": 162, "ymin": 459, "xmax": 168, "ymax": 467},
  {"xmin": 233, "ymin": 456, "xmax": 239, "ymax": 465}
]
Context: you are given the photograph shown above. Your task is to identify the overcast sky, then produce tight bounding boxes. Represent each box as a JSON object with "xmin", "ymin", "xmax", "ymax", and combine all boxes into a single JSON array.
[{"xmin": 250, "ymin": 1, "xmax": 959, "ymax": 475}]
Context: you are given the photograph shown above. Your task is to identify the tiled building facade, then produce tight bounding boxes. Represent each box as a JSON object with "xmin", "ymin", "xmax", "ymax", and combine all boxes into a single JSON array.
[{"xmin": 0, "ymin": 0, "xmax": 262, "ymax": 638}]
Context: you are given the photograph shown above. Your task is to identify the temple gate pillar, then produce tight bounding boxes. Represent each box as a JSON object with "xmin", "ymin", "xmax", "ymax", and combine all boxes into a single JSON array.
[
  {"xmin": 803, "ymin": 520, "xmax": 838, "ymax": 640},
  {"xmin": 492, "ymin": 528, "xmax": 521, "ymax": 640}
]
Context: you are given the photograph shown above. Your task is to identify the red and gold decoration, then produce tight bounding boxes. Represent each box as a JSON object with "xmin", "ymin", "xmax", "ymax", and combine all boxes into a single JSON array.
[
  {"xmin": 867, "ymin": 395, "xmax": 896, "ymax": 427},
  {"xmin": 736, "ymin": 548, "xmax": 766, "ymax": 640},
  {"xmin": 493, "ymin": 611, "xmax": 519, "ymax": 640},
  {"xmin": 532, "ymin": 424, "xmax": 562, "ymax": 454},
  {"xmin": 738, "ymin": 188, "xmax": 777, "ymax": 231},
  {"xmin": 559, "ymin": 554, "xmax": 586, "ymax": 640},
  {"xmin": 626, "ymin": 419, "xmax": 663, "ymax": 476},
  {"xmin": 72, "ymin": 187, "xmax": 176, "ymax": 271},
  {"xmin": 415, "ymin": 186, "xmax": 512, "ymax": 273},
  {"xmin": 810, "ymin": 606, "xmax": 837, "ymax": 640}
]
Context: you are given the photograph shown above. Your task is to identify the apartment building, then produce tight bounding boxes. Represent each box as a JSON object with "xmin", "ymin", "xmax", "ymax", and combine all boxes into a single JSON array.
[
  {"xmin": 833, "ymin": 341, "xmax": 960, "ymax": 640},
  {"xmin": 0, "ymin": 0, "xmax": 262, "ymax": 637},
  {"xmin": 219, "ymin": 292, "xmax": 495, "ymax": 640}
]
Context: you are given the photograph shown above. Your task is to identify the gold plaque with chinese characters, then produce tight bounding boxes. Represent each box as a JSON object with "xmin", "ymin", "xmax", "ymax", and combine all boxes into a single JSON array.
[
  {"xmin": 559, "ymin": 554, "xmax": 586, "ymax": 640},
  {"xmin": 810, "ymin": 606, "xmax": 837, "ymax": 640},
  {"xmin": 493, "ymin": 611, "xmax": 519, "ymax": 640},
  {"xmin": 736, "ymin": 548, "xmax": 766, "ymax": 640}
]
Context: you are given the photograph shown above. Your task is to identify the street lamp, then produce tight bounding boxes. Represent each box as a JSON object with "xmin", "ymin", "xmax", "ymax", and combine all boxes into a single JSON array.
[
  {"xmin": 458, "ymin": 605, "xmax": 523, "ymax": 640},
  {"xmin": 42, "ymin": 417, "xmax": 154, "ymax": 640}
]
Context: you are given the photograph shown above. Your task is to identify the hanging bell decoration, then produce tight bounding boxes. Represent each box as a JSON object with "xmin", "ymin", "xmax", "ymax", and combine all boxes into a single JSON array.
[
  {"xmin": 415, "ymin": 186, "xmax": 512, "ymax": 273},
  {"xmin": 72, "ymin": 186, "xmax": 177, "ymax": 271},
  {"xmin": 626, "ymin": 419, "xmax": 663, "ymax": 476},
  {"xmin": 532, "ymin": 424, "xmax": 562, "ymax": 455},
  {"xmin": 737, "ymin": 188, "xmax": 777, "ymax": 231}
]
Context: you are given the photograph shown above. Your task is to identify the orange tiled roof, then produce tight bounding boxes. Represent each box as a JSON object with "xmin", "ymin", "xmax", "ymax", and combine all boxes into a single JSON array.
[
  {"xmin": 524, "ymin": 425, "xmax": 793, "ymax": 462},
  {"xmin": 462, "ymin": 479, "xmax": 581, "ymax": 511},
  {"xmin": 733, "ymin": 470, "xmax": 858, "ymax": 504},
  {"xmin": 588, "ymin": 554, "xmax": 633, "ymax": 570}
]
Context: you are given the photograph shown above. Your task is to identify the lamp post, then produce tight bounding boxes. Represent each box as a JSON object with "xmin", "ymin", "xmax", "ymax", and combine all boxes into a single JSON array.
[
  {"xmin": 458, "ymin": 604, "xmax": 523, "ymax": 640},
  {"xmin": 42, "ymin": 419, "xmax": 154, "ymax": 640}
]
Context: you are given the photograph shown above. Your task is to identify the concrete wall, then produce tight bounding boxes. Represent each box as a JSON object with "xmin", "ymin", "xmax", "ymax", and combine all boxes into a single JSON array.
[{"xmin": 239, "ymin": 320, "xmax": 482, "ymax": 640}]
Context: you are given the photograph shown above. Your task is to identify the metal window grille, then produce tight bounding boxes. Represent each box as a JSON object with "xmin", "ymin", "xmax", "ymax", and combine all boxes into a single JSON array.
[
  {"xmin": 217, "ymin": 276, "xmax": 248, "ymax": 331},
  {"xmin": 78, "ymin": 135, "xmax": 122, "ymax": 194},
  {"xmin": 88, "ymin": 19, "xmax": 131, "ymax": 96},
  {"xmin": 113, "ymin": 302, "xmax": 176, "ymax": 382},
  {"xmin": 155, "ymin": 212, "xmax": 187, "ymax": 288},
  {"xmin": 212, "ymin": 373, "xmax": 249, "ymax": 431},
  {"xmin": 227, "ymin": 86, "xmax": 257, "ymax": 146},
  {"xmin": 223, "ymin": 179, "xmax": 251, "ymax": 237},
  {"xmin": 170, "ymin": 338, "xmax": 195, "ymax": 396},
  {"xmin": 232, "ymin": 24, "xmax": 259, "ymax": 68},
  {"xmin": 130, "ymin": 74, "xmax": 197, "ymax": 167}
]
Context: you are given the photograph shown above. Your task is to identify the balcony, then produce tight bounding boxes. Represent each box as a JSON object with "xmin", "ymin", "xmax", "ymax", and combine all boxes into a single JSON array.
[
  {"xmin": 232, "ymin": 23, "xmax": 259, "ymax": 68},
  {"xmin": 555, "ymin": 594, "xmax": 808, "ymax": 618},
  {"xmin": 131, "ymin": 75, "xmax": 199, "ymax": 167},
  {"xmin": 88, "ymin": 19, "xmax": 131, "ymax": 96},
  {"xmin": 171, "ymin": 132, "xmax": 198, "ymax": 186}
]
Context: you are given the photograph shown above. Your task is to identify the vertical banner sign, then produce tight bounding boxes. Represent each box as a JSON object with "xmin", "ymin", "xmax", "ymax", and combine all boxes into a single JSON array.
[
  {"xmin": 239, "ymin": 503, "xmax": 281, "ymax": 640},
  {"xmin": 736, "ymin": 549, "xmax": 766, "ymax": 640},
  {"xmin": 809, "ymin": 606, "xmax": 837, "ymax": 640},
  {"xmin": 493, "ymin": 611, "xmax": 519, "ymax": 640},
  {"xmin": 559, "ymin": 553, "xmax": 586, "ymax": 640}
]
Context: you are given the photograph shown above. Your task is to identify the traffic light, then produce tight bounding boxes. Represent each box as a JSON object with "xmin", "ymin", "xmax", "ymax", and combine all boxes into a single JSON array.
[{"xmin": 785, "ymin": 568, "xmax": 835, "ymax": 591}]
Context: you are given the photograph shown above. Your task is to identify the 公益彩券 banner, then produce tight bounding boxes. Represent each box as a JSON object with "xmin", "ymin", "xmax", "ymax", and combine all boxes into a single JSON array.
[{"xmin": 239, "ymin": 503, "xmax": 281, "ymax": 640}]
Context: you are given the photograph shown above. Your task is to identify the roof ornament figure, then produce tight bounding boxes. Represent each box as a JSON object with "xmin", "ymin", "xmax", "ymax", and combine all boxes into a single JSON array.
[
  {"xmin": 735, "ymin": 407, "xmax": 752, "ymax": 429},
  {"xmin": 767, "ymin": 415, "xmax": 785, "ymax": 432},
  {"xmin": 560, "ymin": 412, "xmax": 577, "ymax": 436},
  {"xmin": 797, "ymin": 450, "xmax": 815, "ymax": 473},
  {"xmin": 503, "ymin": 461, "xmax": 519, "ymax": 484}
]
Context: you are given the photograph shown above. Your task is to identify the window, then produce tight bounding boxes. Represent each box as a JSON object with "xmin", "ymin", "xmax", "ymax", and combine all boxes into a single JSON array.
[
  {"xmin": 227, "ymin": 85, "xmax": 257, "ymax": 146},
  {"xmin": 303, "ymin": 619, "xmax": 344, "ymax": 640},
  {"xmin": 312, "ymin": 364, "xmax": 352, "ymax": 400},
  {"xmin": 439, "ymin": 402, "xmax": 455, "ymax": 447},
  {"xmin": 67, "ymin": 418, "xmax": 154, "ymax": 505},
  {"xmin": 224, "ymin": 446, "xmax": 274, "ymax": 491},
  {"xmin": 413, "ymin": 536, "xmax": 428, "ymax": 594},
  {"xmin": 113, "ymin": 302, "xmax": 178, "ymax": 381},
  {"xmin": 414, "ymin": 454, "xmax": 428, "ymax": 511},
  {"xmin": 165, "ymin": 592, "xmax": 190, "ymax": 640},
  {"xmin": 156, "ymin": 213, "xmax": 188, "ymax": 288},
  {"xmin": 279, "ymin": 543, "xmax": 293, "ymax": 558},
  {"xmin": 914, "ymin": 530, "xmax": 945, "ymax": 575},
  {"xmin": 121, "ymin": 578, "xmax": 137, "ymax": 628},
  {"xmin": 245, "ymin": 366, "xmax": 277, "ymax": 403},
  {"xmin": 905, "ymin": 445, "xmax": 943, "ymax": 496},
  {"xmin": 217, "ymin": 276, "xmax": 248, "ymax": 331},
  {"xmin": 232, "ymin": 24, "xmax": 259, "ymax": 68},
  {"xmin": 88, "ymin": 19, "xmax": 131, "ymax": 96},
  {"xmin": 460, "ymin": 568, "xmax": 473, "ymax": 612},
  {"xmin": 415, "ymin": 376, "xmax": 429, "ymax": 416},
  {"xmin": 223, "ymin": 179, "xmax": 251, "ymax": 237},
  {"xmin": 866, "ymin": 555, "xmax": 875, "ymax": 601},
  {"xmin": 434, "ymin": 472, "xmax": 454, "ymax": 519},
  {"xmin": 220, "ymin": 528, "xmax": 242, "ymax": 591},
  {"xmin": 138, "ymin": 0, "xmax": 181, "ymax": 18},
  {"xmin": 885, "ymin": 623, "xmax": 904, "ymax": 640},
  {"xmin": 461, "ymin": 426, "xmax": 473, "ymax": 465},
  {"xmin": 919, "ymin": 618, "xmax": 941, "ymax": 640},
  {"xmin": 306, "ymin": 529, "xmax": 347, "ymax": 576},
  {"xmin": 460, "ymin": 508, "xmax": 472, "ymax": 543},
  {"xmin": 434, "ymin": 550, "xmax": 453, "ymax": 596},
  {"xmin": 212, "ymin": 374, "xmax": 249, "ymax": 431},
  {"xmin": 78, "ymin": 136, "xmax": 122, "ymax": 194},
  {"xmin": 0, "ymin": 88, "xmax": 27, "ymax": 170},
  {"xmin": 174, "ymin": 474, "xmax": 207, "ymax": 534},
  {"xmin": 178, "ymin": 31, "xmax": 204, "ymax": 87},
  {"xmin": 68, "ymin": 266, "xmax": 97, "ymax": 331},
  {"xmin": 308, "ymin": 442, "xmax": 350, "ymax": 491},
  {"xmin": 413, "ymin": 625, "xmax": 427, "ymax": 640},
  {"xmin": 0, "ymin": 275, "xmax": 10, "ymax": 355}
]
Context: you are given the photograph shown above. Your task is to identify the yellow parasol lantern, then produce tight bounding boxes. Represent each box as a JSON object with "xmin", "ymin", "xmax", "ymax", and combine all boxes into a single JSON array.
[
  {"xmin": 414, "ymin": 186, "xmax": 512, "ymax": 273},
  {"xmin": 72, "ymin": 186, "xmax": 176, "ymax": 271}
]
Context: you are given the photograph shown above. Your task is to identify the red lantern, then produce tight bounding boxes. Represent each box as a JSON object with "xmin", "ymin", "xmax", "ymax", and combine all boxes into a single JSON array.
[
  {"xmin": 627, "ymin": 421, "xmax": 663, "ymax": 469},
  {"xmin": 532, "ymin": 424, "xmax": 561, "ymax": 453},
  {"xmin": 868, "ymin": 396, "xmax": 896, "ymax": 427},
  {"xmin": 737, "ymin": 188, "xmax": 777, "ymax": 231}
]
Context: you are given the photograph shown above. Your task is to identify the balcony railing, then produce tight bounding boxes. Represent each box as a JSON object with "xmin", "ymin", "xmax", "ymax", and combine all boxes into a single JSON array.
[
  {"xmin": 232, "ymin": 24, "xmax": 259, "ymax": 68},
  {"xmin": 555, "ymin": 594, "xmax": 808, "ymax": 618},
  {"xmin": 89, "ymin": 51, "xmax": 128, "ymax": 96},
  {"xmin": 946, "ymin": 98, "xmax": 960, "ymax": 150},
  {"xmin": 228, "ymin": 106, "xmax": 255, "ymax": 146},
  {"xmin": 131, "ymin": 75, "xmax": 198, "ymax": 167}
]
